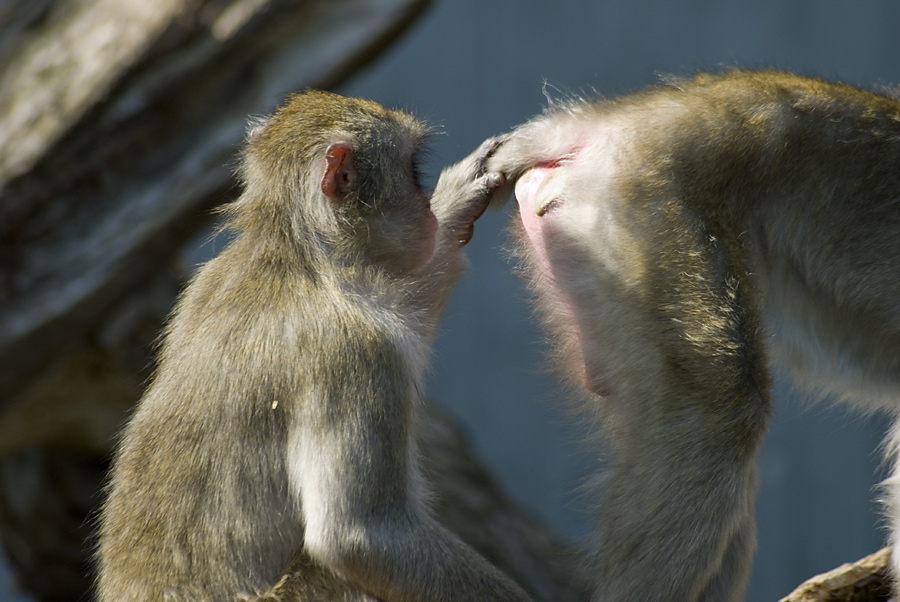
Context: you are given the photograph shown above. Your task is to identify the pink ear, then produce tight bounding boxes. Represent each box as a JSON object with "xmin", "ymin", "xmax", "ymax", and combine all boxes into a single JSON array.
[{"xmin": 322, "ymin": 142, "xmax": 355, "ymax": 200}]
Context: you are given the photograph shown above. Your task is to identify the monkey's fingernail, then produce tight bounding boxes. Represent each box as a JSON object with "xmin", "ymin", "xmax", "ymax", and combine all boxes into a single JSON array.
[{"xmin": 486, "ymin": 173, "xmax": 505, "ymax": 187}]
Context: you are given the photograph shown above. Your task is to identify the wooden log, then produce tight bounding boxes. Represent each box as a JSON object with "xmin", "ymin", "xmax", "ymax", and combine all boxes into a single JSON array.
[{"xmin": 779, "ymin": 548, "xmax": 892, "ymax": 602}]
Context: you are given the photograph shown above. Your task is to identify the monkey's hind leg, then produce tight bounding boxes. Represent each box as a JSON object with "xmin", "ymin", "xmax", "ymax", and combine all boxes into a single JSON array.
[{"xmin": 586, "ymin": 217, "xmax": 774, "ymax": 602}]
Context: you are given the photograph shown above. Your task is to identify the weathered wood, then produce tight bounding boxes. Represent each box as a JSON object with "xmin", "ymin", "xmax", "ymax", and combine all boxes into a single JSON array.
[
  {"xmin": 779, "ymin": 548, "xmax": 892, "ymax": 602},
  {"xmin": 0, "ymin": 0, "xmax": 187, "ymax": 184},
  {"xmin": 0, "ymin": 0, "xmax": 430, "ymax": 403}
]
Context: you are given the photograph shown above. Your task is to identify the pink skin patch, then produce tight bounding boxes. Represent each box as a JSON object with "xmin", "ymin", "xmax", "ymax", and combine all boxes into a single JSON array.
[
  {"xmin": 514, "ymin": 164, "xmax": 557, "ymax": 267},
  {"xmin": 515, "ymin": 163, "xmax": 612, "ymax": 397}
]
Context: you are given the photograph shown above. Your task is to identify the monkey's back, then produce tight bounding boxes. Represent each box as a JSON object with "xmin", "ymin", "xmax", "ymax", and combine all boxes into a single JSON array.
[
  {"xmin": 640, "ymin": 71, "xmax": 900, "ymax": 409},
  {"xmin": 503, "ymin": 69, "xmax": 900, "ymax": 410},
  {"xmin": 97, "ymin": 238, "xmax": 337, "ymax": 601}
]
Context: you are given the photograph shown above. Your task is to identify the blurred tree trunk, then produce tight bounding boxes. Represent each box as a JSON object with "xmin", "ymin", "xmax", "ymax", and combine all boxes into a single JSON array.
[{"xmin": 0, "ymin": 1, "xmax": 590, "ymax": 601}]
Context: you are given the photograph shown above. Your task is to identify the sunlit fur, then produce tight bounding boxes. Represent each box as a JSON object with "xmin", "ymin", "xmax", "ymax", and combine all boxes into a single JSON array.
[
  {"xmin": 488, "ymin": 69, "xmax": 900, "ymax": 602},
  {"xmin": 97, "ymin": 90, "xmax": 529, "ymax": 602}
]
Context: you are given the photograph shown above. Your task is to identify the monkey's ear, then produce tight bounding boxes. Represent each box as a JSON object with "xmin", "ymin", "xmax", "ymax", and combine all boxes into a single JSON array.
[{"xmin": 322, "ymin": 142, "xmax": 355, "ymax": 200}]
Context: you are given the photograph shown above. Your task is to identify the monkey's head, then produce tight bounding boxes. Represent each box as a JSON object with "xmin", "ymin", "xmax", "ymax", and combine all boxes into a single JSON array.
[{"xmin": 232, "ymin": 90, "xmax": 437, "ymax": 277}]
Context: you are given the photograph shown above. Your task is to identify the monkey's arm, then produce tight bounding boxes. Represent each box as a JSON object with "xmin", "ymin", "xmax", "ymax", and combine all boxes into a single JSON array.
[
  {"xmin": 289, "ymin": 332, "xmax": 532, "ymax": 602},
  {"xmin": 413, "ymin": 137, "xmax": 507, "ymax": 323},
  {"xmin": 431, "ymin": 136, "xmax": 509, "ymax": 249}
]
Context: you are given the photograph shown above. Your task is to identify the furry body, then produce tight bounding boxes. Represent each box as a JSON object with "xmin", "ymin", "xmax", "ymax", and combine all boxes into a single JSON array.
[
  {"xmin": 489, "ymin": 69, "xmax": 900, "ymax": 601},
  {"xmin": 97, "ymin": 91, "xmax": 529, "ymax": 602}
]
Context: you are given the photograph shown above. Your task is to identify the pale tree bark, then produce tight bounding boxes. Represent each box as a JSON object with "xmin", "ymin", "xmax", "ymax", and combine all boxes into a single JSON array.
[{"xmin": 778, "ymin": 548, "xmax": 891, "ymax": 602}]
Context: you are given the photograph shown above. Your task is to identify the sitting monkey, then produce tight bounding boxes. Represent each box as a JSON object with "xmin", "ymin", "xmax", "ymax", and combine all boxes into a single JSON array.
[{"xmin": 97, "ymin": 90, "xmax": 532, "ymax": 602}]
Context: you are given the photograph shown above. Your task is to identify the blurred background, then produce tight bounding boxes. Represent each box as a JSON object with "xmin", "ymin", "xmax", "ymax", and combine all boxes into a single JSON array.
[{"xmin": 2, "ymin": 1, "xmax": 900, "ymax": 600}]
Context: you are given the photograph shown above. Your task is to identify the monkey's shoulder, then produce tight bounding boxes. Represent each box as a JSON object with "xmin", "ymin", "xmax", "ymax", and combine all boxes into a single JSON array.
[{"xmin": 325, "ymin": 289, "xmax": 430, "ymax": 376}]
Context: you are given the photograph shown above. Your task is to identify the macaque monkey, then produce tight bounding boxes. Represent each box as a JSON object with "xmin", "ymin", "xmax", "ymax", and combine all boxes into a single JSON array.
[
  {"xmin": 96, "ymin": 90, "xmax": 532, "ymax": 602},
  {"xmin": 486, "ymin": 69, "xmax": 900, "ymax": 601}
]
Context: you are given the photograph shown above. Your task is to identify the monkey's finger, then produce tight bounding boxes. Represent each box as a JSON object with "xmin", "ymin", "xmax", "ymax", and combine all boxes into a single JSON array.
[
  {"xmin": 454, "ymin": 173, "xmax": 503, "ymax": 246},
  {"xmin": 479, "ymin": 134, "xmax": 511, "ymax": 156},
  {"xmin": 480, "ymin": 171, "xmax": 516, "ymax": 210},
  {"xmin": 472, "ymin": 135, "xmax": 512, "ymax": 176},
  {"xmin": 457, "ymin": 224, "xmax": 476, "ymax": 247},
  {"xmin": 470, "ymin": 172, "xmax": 507, "ymax": 212},
  {"xmin": 477, "ymin": 171, "xmax": 506, "ymax": 194}
]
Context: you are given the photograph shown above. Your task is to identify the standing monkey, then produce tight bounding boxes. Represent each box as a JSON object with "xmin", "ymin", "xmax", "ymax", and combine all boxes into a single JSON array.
[
  {"xmin": 97, "ymin": 90, "xmax": 532, "ymax": 602},
  {"xmin": 486, "ymin": 69, "xmax": 900, "ymax": 601}
]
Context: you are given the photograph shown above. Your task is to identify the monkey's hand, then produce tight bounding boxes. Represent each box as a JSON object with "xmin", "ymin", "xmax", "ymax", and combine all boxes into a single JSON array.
[{"xmin": 432, "ymin": 135, "xmax": 509, "ymax": 247}]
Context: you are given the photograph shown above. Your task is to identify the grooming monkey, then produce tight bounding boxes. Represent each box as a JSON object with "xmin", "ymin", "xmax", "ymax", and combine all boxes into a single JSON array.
[
  {"xmin": 486, "ymin": 69, "xmax": 900, "ymax": 601},
  {"xmin": 97, "ymin": 90, "xmax": 532, "ymax": 602}
]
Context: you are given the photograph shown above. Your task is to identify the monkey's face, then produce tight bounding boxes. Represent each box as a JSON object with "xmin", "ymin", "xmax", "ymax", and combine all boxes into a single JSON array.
[
  {"xmin": 358, "ymin": 157, "xmax": 438, "ymax": 278},
  {"xmin": 398, "ymin": 150, "xmax": 439, "ymax": 275},
  {"xmin": 374, "ymin": 194, "xmax": 438, "ymax": 277}
]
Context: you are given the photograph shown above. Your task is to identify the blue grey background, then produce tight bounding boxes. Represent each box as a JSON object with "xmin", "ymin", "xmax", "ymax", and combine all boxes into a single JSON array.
[{"xmin": 4, "ymin": 1, "xmax": 899, "ymax": 600}]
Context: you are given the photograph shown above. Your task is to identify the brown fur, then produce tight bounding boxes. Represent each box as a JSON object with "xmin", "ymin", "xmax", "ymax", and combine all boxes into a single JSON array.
[
  {"xmin": 97, "ymin": 90, "xmax": 529, "ymax": 602},
  {"xmin": 487, "ymin": 69, "xmax": 900, "ymax": 601}
]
